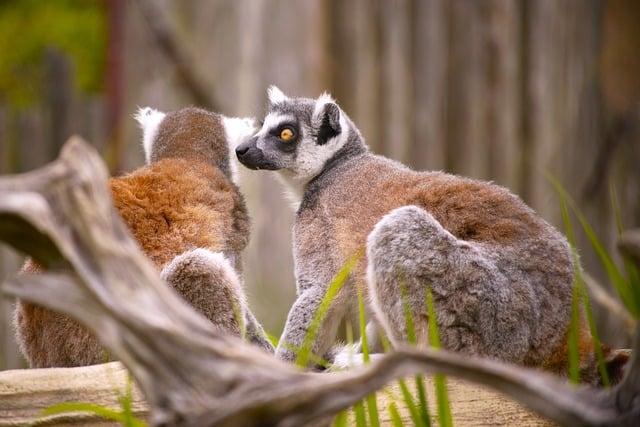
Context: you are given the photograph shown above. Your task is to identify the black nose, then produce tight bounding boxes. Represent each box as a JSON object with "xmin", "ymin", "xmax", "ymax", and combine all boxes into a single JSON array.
[
  {"xmin": 235, "ymin": 145, "xmax": 250, "ymax": 157},
  {"xmin": 236, "ymin": 138, "xmax": 257, "ymax": 158}
]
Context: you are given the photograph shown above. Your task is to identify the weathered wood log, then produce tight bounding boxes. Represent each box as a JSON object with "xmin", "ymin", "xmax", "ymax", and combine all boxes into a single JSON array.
[
  {"xmin": 0, "ymin": 138, "xmax": 638, "ymax": 426},
  {"xmin": 0, "ymin": 362, "xmax": 552, "ymax": 427},
  {"xmin": 0, "ymin": 362, "xmax": 148, "ymax": 426}
]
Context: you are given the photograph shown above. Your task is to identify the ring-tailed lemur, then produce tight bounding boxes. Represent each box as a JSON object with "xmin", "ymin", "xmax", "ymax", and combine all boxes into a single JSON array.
[
  {"xmin": 235, "ymin": 86, "xmax": 600, "ymax": 380},
  {"xmin": 15, "ymin": 107, "xmax": 273, "ymax": 368}
]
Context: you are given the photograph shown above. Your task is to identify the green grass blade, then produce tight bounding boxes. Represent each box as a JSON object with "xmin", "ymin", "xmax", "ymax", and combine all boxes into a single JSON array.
[
  {"xmin": 41, "ymin": 403, "xmax": 145, "ymax": 427},
  {"xmin": 610, "ymin": 183, "xmax": 624, "ymax": 236},
  {"xmin": 296, "ymin": 250, "xmax": 363, "ymax": 367},
  {"xmin": 613, "ymin": 186, "xmax": 640, "ymax": 312},
  {"xmin": 414, "ymin": 377, "xmax": 431, "ymax": 427},
  {"xmin": 357, "ymin": 287, "xmax": 380, "ymax": 427},
  {"xmin": 387, "ymin": 402, "xmax": 404, "ymax": 427},
  {"xmin": 265, "ymin": 332, "xmax": 280, "ymax": 348},
  {"xmin": 119, "ymin": 374, "xmax": 135, "ymax": 427},
  {"xmin": 579, "ymin": 267, "xmax": 611, "ymax": 387},
  {"xmin": 559, "ymin": 192, "xmax": 611, "ymax": 385},
  {"xmin": 366, "ymin": 394, "xmax": 380, "ymax": 427},
  {"xmin": 567, "ymin": 270, "xmax": 582, "ymax": 384},
  {"xmin": 399, "ymin": 278, "xmax": 430, "ymax": 426},
  {"xmin": 398, "ymin": 379, "xmax": 425, "ymax": 427},
  {"xmin": 560, "ymin": 198, "xmax": 582, "ymax": 384},
  {"xmin": 425, "ymin": 287, "xmax": 453, "ymax": 427},
  {"xmin": 358, "ymin": 287, "xmax": 371, "ymax": 363},
  {"xmin": 548, "ymin": 175, "xmax": 638, "ymax": 317},
  {"xmin": 333, "ymin": 410, "xmax": 349, "ymax": 427},
  {"xmin": 354, "ymin": 401, "xmax": 368, "ymax": 427}
]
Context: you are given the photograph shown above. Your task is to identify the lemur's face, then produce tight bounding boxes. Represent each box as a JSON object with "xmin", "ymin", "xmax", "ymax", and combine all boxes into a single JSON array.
[
  {"xmin": 235, "ymin": 86, "xmax": 348, "ymax": 183},
  {"xmin": 135, "ymin": 106, "xmax": 255, "ymax": 183}
]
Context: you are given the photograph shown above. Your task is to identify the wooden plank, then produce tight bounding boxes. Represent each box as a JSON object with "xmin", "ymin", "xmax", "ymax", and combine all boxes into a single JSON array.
[
  {"xmin": 411, "ymin": 0, "xmax": 447, "ymax": 171},
  {"xmin": 380, "ymin": 0, "xmax": 414, "ymax": 164},
  {"xmin": 0, "ymin": 362, "xmax": 147, "ymax": 427},
  {"xmin": 485, "ymin": 0, "xmax": 522, "ymax": 191},
  {"xmin": 0, "ymin": 362, "xmax": 552, "ymax": 426},
  {"xmin": 445, "ymin": 0, "xmax": 488, "ymax": 179}
]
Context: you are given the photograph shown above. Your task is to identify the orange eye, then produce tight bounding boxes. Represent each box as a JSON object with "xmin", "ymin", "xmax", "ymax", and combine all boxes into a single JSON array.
[{"xmin": 280, "ymin": 128, "xmax": 294, "ymax": 141}]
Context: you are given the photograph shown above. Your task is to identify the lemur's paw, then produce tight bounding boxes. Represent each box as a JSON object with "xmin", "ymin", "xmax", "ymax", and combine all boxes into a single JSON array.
[{"xmin": 330, "ymin": 344, "xmax": 384, "ymax": 371}]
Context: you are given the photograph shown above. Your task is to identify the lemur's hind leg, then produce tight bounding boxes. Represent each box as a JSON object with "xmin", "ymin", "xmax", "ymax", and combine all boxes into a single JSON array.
[
  {"xmin": 366, "ymin": 206, "xmax": 533, "ymax": 363},
  {"xmin": 161, "ymin": 248, "xmax": 274, "ymax": 352}
]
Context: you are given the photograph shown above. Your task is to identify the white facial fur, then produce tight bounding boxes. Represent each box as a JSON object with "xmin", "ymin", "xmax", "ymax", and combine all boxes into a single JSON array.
[
  {"xmin": 222, "ymin": 116, "xmax": 256, "ymax": 184},
  {"xmin": 134, "ymin": 107, "xmax": 166, "ymax": 164},
  {"xmin": 255, "ymin": 113, "xmax": 294, "ymax": 140}
]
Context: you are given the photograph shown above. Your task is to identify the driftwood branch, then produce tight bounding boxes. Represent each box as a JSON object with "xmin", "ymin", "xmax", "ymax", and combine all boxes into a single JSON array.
[
  {"xmin": 0, "ymin": 138, "xmax": 638, "ymax": 426},
  {"xmin": 133, "ymin": 0, "xmax": 219, "ymax": 110}
]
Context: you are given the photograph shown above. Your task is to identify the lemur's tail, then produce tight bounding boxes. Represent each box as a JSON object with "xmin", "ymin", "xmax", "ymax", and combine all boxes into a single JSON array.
[{"xmin": 161, "ymin": 248, "xmax": 273, "ymax": 352}]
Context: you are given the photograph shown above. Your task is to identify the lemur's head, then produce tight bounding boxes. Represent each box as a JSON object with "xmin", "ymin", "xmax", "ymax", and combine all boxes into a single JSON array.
[
  {"xmin": 134, "ymin": 106, "xmax": 255, "ymax": 183},
  {"xmin": 235, "ymin": 86, "xmax": 361, "ymax": 185}
]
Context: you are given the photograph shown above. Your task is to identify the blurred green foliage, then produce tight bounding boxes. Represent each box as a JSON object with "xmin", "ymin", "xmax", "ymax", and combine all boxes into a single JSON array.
[{"xmin": 0, "ymin": 0, "xmax": 106, "ymax": 108}]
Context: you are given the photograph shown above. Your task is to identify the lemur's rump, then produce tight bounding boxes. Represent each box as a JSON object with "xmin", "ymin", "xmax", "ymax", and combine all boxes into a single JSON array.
[
  {"xmin": 236, "ymin": 86, "xmax": 600, "ymax": 382},
  {"xmin": 15, "ymin": 107, "xmax": 272, "ymax": 368}
]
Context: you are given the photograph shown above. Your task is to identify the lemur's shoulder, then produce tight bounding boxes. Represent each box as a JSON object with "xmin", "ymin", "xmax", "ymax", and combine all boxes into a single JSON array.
[{"xmin": 109, "ymin": 158, "xmax": 250, "ymax": 267}]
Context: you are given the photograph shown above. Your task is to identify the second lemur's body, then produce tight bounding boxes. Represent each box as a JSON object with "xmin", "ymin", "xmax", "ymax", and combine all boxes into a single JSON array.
[
  {"xmin": 236, "ymin": 87, "xmax": 596, "ymax": 378},
  {"xmin": 15, "ymin": 107, "xmax": 272, "ymax": 368}
]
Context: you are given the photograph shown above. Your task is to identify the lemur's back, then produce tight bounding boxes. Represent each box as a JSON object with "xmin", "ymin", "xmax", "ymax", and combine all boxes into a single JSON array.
[
  {"xmin": 303, "ymin": 152, "xmax": 568, "ymax": 273},
  {"xmin": 111, "ymin": 158, "xmax": 250, "ymax": 268}
]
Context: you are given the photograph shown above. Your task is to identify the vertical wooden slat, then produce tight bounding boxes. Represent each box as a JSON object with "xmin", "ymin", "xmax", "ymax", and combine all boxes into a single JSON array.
[
  {"xmin": 485, "ymin": 0, "xmax": 521, "ymax": 191},
  {"xmin": 105, "ymin": 0, "xmax": 125, "ymax": 173},
  {"xmin": 352, "ymin": 0, "xmax": 383, "ymax": 151},
  {"xmin": 526, "ymin": 0, "xmax": 562, "ymax": 221},
  {"xmin": 45, "ymin": 49, "xmax": 73, "ymax": 161},
  {"xmin": 411, "ymin": 0, "xmax": 447, "ymax": 171},
  {"xmin": 445, "ymin": 0, "xmax": 488, "ymax": 179},
  {"xmin": 380, "ymin": 0, "xmax": 414, "ymax": 163}
]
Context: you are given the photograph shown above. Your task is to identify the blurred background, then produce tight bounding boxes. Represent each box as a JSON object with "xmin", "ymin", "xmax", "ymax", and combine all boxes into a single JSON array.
[{"xmin": 1, "ymin": 0, "xmax": 639, "ymax": 370}]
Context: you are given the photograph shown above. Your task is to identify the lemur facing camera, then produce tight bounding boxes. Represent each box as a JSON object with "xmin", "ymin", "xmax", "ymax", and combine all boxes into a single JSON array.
[
  {"xmin": 15, "ymin": 107, "xmax": 273, "ymax": 368},
  {"xmin": 236, "ymin": 86, "xmax": 601, "ymax": 381}
]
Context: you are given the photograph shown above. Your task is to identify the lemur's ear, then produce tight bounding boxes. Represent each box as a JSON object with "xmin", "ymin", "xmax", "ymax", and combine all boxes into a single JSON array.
[
  {"xmin": 316, "ymin": 102, "xmax": 341, "ymax": 145},
  {"xmin": 267, "ymin": 85, "xmax": 288, "ymax": 108},
  {"xmin": 134, "ymin": 107, "xmax": 166, "ymax": 164}
]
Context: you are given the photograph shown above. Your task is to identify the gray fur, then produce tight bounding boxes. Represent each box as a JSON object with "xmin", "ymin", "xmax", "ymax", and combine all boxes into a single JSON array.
[
  {"xmin": 161, "ymin": 249, "xmax": 274, "ymax": 353},
  {"xmin": 237, "ymin": 87, "xmax": 575, "ymax": 369}
]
